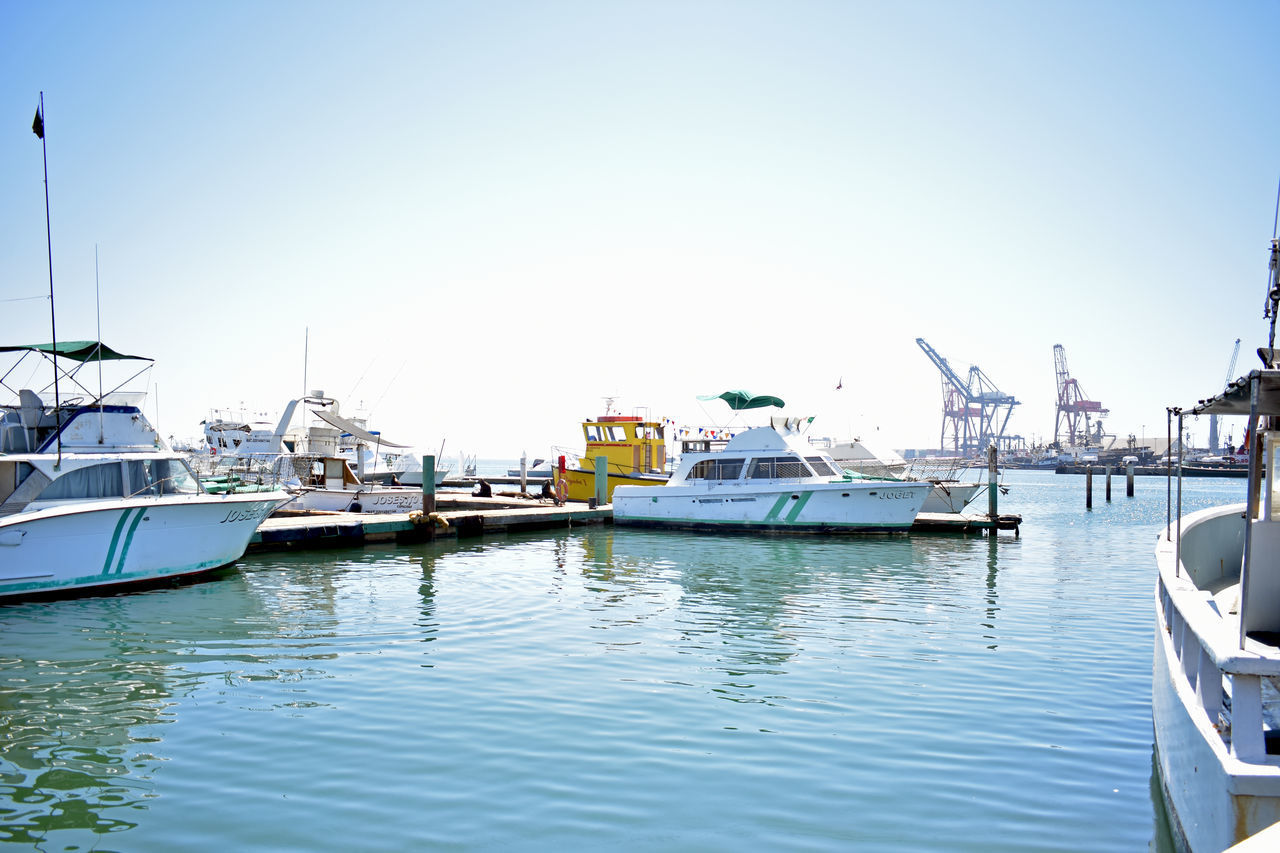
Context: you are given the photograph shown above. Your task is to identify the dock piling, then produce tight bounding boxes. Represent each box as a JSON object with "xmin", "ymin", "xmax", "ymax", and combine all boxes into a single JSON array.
[
  {"xmin": 594, "ymin": 455, "xmax": 608, "ymax": 506},
  {"xmin": 987, "ymin": 444, "xmax": 998, "ymax": 521},
  {"xmin": 422, "ymin": 455, "xmax": 436, "ymax": 514},
  {"xmin": 1127, "ymin": 461, "xmax": 1135, "ymax": 497},
  {"xmin": 1105, "ymin": 465, "xmax": 1112, "ymax": 502},
  {"xmin": 1086, "ymin": 465, "xmax": 1093, "ymax": 509}
]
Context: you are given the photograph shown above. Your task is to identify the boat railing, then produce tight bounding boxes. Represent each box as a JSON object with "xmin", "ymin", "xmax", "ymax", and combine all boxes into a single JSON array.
[{"xmin": 1157, "ymin": 505, "xmax": 1280, "ymax": 764}]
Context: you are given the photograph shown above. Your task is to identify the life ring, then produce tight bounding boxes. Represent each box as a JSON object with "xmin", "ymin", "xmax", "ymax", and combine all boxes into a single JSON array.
[{"xmin": 556, "ymin": 477, "xmax": 568, "ymax": 504}]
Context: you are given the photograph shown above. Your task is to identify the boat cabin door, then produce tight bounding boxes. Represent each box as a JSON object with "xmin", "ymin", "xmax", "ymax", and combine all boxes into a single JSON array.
[{"xmin": 324, "ymin": 458, "xmax": 347, "ymax": 490}]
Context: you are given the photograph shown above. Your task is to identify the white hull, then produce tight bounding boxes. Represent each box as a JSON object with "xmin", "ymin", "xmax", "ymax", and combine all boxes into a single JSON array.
[
  {"xmin": 921, "ymin": 482, "xmax": 983, "ymax": 514},
  {"xmin": 287, "ymin": 487, "xmax": 423, "ymax": 514},
  {"xmin": 1153, "ymin": 504, "xmax": 1280, "ymax": 851},
  {"xmin": 614, "ymin": 479, "xmax": 931, "ymax": 531},
  {"xmin": 387, "ymin": 466, "xmax": 450, "ymax": 487},
  {"xmin": 0, "ymin": 492, "xmax": 287, "ymax": 599}
]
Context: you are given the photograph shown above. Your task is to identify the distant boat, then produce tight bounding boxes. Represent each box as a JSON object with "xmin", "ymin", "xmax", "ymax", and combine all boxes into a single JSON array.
[
  {"xmin": 553, "ymin": 402, "xmax": 669, "ymax": 502},
  {"xmin": 0, "ymin": 343, "xmax": 289, "ymax": 599}
]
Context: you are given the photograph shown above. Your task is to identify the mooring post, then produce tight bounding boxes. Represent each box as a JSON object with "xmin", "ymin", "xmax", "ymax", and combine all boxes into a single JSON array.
[
  {"xmin": 422, "ymin": 455, "xmax": 436, "ymax": 514},
  {"xmin": 594, "ymin": 455, "xmax": 608, "ymax": 507},
  {"xmin": 1127, "ymin": 461, "xmax": 1135, "ymax": 497},
  {"xmin": 1085, "ymin": 465, "xmax": 1093, "ymax": 509},
  {"xmin": 987, "ymin": 444, "xmax": 998, "ymax": 520},
  {"xmin": 1105, "ymin": 465, "xmax": 1112, "ymax": 502},
  {"xmin": 520, "ymin": 451, "xmax": 527, "ymax": 494}
]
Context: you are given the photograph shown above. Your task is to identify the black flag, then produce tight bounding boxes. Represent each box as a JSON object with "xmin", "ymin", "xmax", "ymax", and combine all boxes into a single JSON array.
[{"xmin": 32, "ymin": 107, "xmax": 43, "ymax": 139}]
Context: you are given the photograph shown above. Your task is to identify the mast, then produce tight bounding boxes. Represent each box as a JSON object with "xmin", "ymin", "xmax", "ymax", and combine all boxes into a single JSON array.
[{"xmin": 34, "ymin": 92, "xmax": 62, "ymax": 466}]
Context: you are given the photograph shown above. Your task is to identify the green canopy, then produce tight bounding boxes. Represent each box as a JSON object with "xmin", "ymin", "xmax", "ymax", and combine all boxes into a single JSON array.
[
  {"xmin": 0, "ymin": 341, "xmax": 152, "ymax": 362},
  {"xmin": 697, "ymin": 390, "xmax": 785, "ymax": 410}
]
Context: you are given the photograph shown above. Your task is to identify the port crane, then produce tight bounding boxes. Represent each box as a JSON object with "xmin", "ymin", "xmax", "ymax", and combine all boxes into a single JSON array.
[
  {"xmin": 1053, "ymin": 344, "xmax": 1109, "ymax": 448},
  {"xmin": 1207, "ymin": 338, "xmax": 1241, "ymax": 454},
  {"xmin": 915, "ymin": 338, "xmax": 1020, "ymax": 456}
]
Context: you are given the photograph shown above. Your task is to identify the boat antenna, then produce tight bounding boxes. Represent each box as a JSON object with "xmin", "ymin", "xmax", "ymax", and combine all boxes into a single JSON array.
[
  {"xmin": 33, "ymin": 92, "xmax": 62, "ymax": 467},
  {"xmin": 1268, "ymin": 177, "xmax": 1280, "ymax": 354},
  {"xmin": 302, "ymin": 326, "xmax": 309, "ymax": 400},
  {"xmin": 95, "ymin": 244, "xmax": 105, "ymax": 443}
]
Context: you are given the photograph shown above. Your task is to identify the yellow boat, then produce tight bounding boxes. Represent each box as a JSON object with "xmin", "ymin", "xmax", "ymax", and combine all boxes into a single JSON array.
[{"xmin": 555, "ymin": 412, "xmax": 668, "ymax": 502}]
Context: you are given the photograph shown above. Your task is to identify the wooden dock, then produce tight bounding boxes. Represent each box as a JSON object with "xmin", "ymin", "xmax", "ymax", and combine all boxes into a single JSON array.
[
  {"xmin": 911, "ymin": 512, "xmax": 1021, "ymax": 536},
  {"xmin": 249, "ymin": 497, "xmax": 1020, "ymax": 552},
  {"xmin": 249, "ymin": 496, "xmax": 608, "ymax": 552}
]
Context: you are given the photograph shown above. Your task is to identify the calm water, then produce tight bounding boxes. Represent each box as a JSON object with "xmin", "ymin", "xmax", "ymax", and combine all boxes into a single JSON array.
[{"xmin": 0, "ymin": 471, "xmax": 1247, "ymax": 851}]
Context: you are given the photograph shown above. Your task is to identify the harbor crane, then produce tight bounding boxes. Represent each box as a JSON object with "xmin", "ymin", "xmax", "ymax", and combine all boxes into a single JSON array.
[
  {"xmin": 915, "ymin": 338, "xmax": 1020, "ymax": 457},
  {"xmin": 1053, "ymin": 344, "xmax": 1108, "ymax": 448},
  {"xmin": 1207, "ymin": 338, "xmax": 1241, "ymax": 454}
]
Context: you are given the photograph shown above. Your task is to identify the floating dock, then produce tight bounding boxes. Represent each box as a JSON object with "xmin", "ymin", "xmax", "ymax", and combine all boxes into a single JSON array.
[
  {"xmin": 248, "ymin": 497, "xmax": 1020, "ymax": 552},
  {"xmin": 249, "ymin": 496, "xmax": 608, "ymax": 552},
  {"xmin": 911, "ymin": 511, "xmax": 1021, "ymax": 536}
]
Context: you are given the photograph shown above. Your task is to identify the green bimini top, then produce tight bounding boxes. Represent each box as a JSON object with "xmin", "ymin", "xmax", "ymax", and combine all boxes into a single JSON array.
[
  {"xmin": 0, "ymin": 341, "xmax": 152, "ymax": 362},
  {"xmin": 697, "ymin": 390, "xmax": 786, "ymax": 411}
]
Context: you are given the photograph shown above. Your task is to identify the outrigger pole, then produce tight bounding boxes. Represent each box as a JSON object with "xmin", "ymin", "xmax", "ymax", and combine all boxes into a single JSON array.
[{"xmin": 33, "ymin": 91, "xmax": 62, "ymax": 467}]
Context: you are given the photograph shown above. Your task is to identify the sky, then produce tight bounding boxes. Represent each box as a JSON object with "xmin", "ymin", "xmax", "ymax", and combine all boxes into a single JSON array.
[{"xmin": 2, "ymin": 1, "xmax": 1277, "ymax": 460}]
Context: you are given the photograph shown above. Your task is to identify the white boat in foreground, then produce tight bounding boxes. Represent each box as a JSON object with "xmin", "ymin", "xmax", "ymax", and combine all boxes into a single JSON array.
[
  {"xmin": 613, "ymin": 416, "xmax": 931, "ymax": 533},
  {"xmin": 0, "ymin": 342, "xmax": 289, "ymax": 600},
  {"xmin": 1153, "ymin": 240, "xmax": 1280, "ymax": 851}
]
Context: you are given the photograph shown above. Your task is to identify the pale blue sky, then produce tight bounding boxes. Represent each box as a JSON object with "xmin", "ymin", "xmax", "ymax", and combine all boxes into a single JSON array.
[{"xmin": 2, "ymin": 1, "xmax": 1276, "ymax": 457}]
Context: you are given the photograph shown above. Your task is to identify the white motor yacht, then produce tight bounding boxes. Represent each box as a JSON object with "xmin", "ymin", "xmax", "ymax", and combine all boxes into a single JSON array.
[{"xmin": 613, "ymin": 416, "xmax": 931, "ymax": 532}]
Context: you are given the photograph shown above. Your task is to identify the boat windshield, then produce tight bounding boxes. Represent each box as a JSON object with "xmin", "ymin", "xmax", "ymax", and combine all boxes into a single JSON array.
[
  {"xmin": 687, "ymin": 458, "xmax": 745, "ymax": 481},
  {"xmin": 747, "ymin": 457, "xmax": 813, "ymax": 479},
  {"xmin": 805, "ymin": 456, "xmax": 837, "ymax": 477},
  {"xmin": 127, "ymin": 459, "xmax": 202, "ymax": 496}
]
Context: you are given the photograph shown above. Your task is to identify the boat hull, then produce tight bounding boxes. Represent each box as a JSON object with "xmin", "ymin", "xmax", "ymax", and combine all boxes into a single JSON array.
[
  {"xmin": 613, "ymin": 480, "xmax": 931, "ymax": 532},
  {"xmin": 921, "ymin": 482, "xmax": 983, "ymax": 514},
  {"xmin": 0, "ymin": 492, "xmax": 287, "ymax": 600},
  {"xmin": 287, "ymin": 487, "xmax": 423, "ymax": 514},
  {"xmin": 1153, "ymin": 504, "xmax": 1280, "ymax": 851},
  {"xmin": 560, "ymin": 467, "xmax": 667, "ymax": 503}
]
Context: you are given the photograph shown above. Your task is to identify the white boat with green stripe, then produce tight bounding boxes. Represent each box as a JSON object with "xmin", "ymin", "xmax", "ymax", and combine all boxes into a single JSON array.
[
  {"xmin": 612, "ymin": 416, "xmax": 932, "ymax": 533},
  {"xmin": 0, "ymin": 342, "xmax": 291, "ymax": 600}
]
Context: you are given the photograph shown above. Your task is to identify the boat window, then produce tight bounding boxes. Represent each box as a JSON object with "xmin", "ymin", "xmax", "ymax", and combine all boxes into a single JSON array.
[
  {"xmin": 687, "ymin": 458, "xmax": 745, "ymax": 480},
  {"xmin": 585, "ymin": 426, "xmax": 603, "ymax": 442},
  {"xmin": 748, "ymin": 457, "xmax": 813, "ymax": 479},
  {"xmin": 148, "ymin": 459, "xmax": 201, "ymax": 495},
  {"xmin": 607, "ymin": 426, "xmax": 628, "ymax": 441},
  {"xmin": 805, "ymin": 456, "xmax": 837, "ymax": 477},
  {"xmin": 35, "ymin": 462, "xmax": 125, "ymax": 501}
]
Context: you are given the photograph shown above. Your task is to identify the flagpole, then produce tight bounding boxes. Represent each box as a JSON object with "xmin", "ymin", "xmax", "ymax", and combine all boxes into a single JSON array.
[{"xmin": 35, "ymin": 91, "xmax": 62, "ymax": 467}]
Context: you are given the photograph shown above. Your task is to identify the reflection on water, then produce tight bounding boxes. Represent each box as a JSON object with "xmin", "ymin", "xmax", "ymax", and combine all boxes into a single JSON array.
[{"xmin": 0, "ymin": 473, "xmax": 1242, "ymax": 851}]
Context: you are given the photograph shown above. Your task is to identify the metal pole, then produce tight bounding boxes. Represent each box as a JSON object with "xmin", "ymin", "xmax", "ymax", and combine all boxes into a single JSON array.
[
  {"xmin": 1176, "ymin": 411, "xmax": 1184, "ymax": 579},
  {"xmin": 1239, "ymin": 377, "xmax": 1261, "ymax": 650},
  {"xmin": 36, "ymin": 92, "xmax": 62, "ymax": 467},
  {"xmin": 1166, "ymin": 409, "xmax": 1173, "ymax": 540}
]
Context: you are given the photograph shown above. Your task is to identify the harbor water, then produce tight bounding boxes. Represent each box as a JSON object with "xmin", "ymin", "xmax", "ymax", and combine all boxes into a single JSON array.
[{"xmin": 0, "ymin": 470, "xmax": 1244, "ymax": 850}]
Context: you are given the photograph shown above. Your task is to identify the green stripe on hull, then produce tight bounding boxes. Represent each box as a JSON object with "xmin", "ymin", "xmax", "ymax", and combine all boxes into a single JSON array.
[
  {"xmin": 762, "ymin": 494, "xmax": 791, "ymax": 522},
  {"xmin": 615, "ymin": 515, "xmax": 912, "ymax": 531},
  {"xmin": 113, "ymin": 508, "xmax": 148, "ymax": 574},
  {"xmin": 784, "ymin": 491, "xmax": 814, "ymax": 523},
  {"xmin": 101, "ymin": 508, "xmax": 136, "ymax": 575}
]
